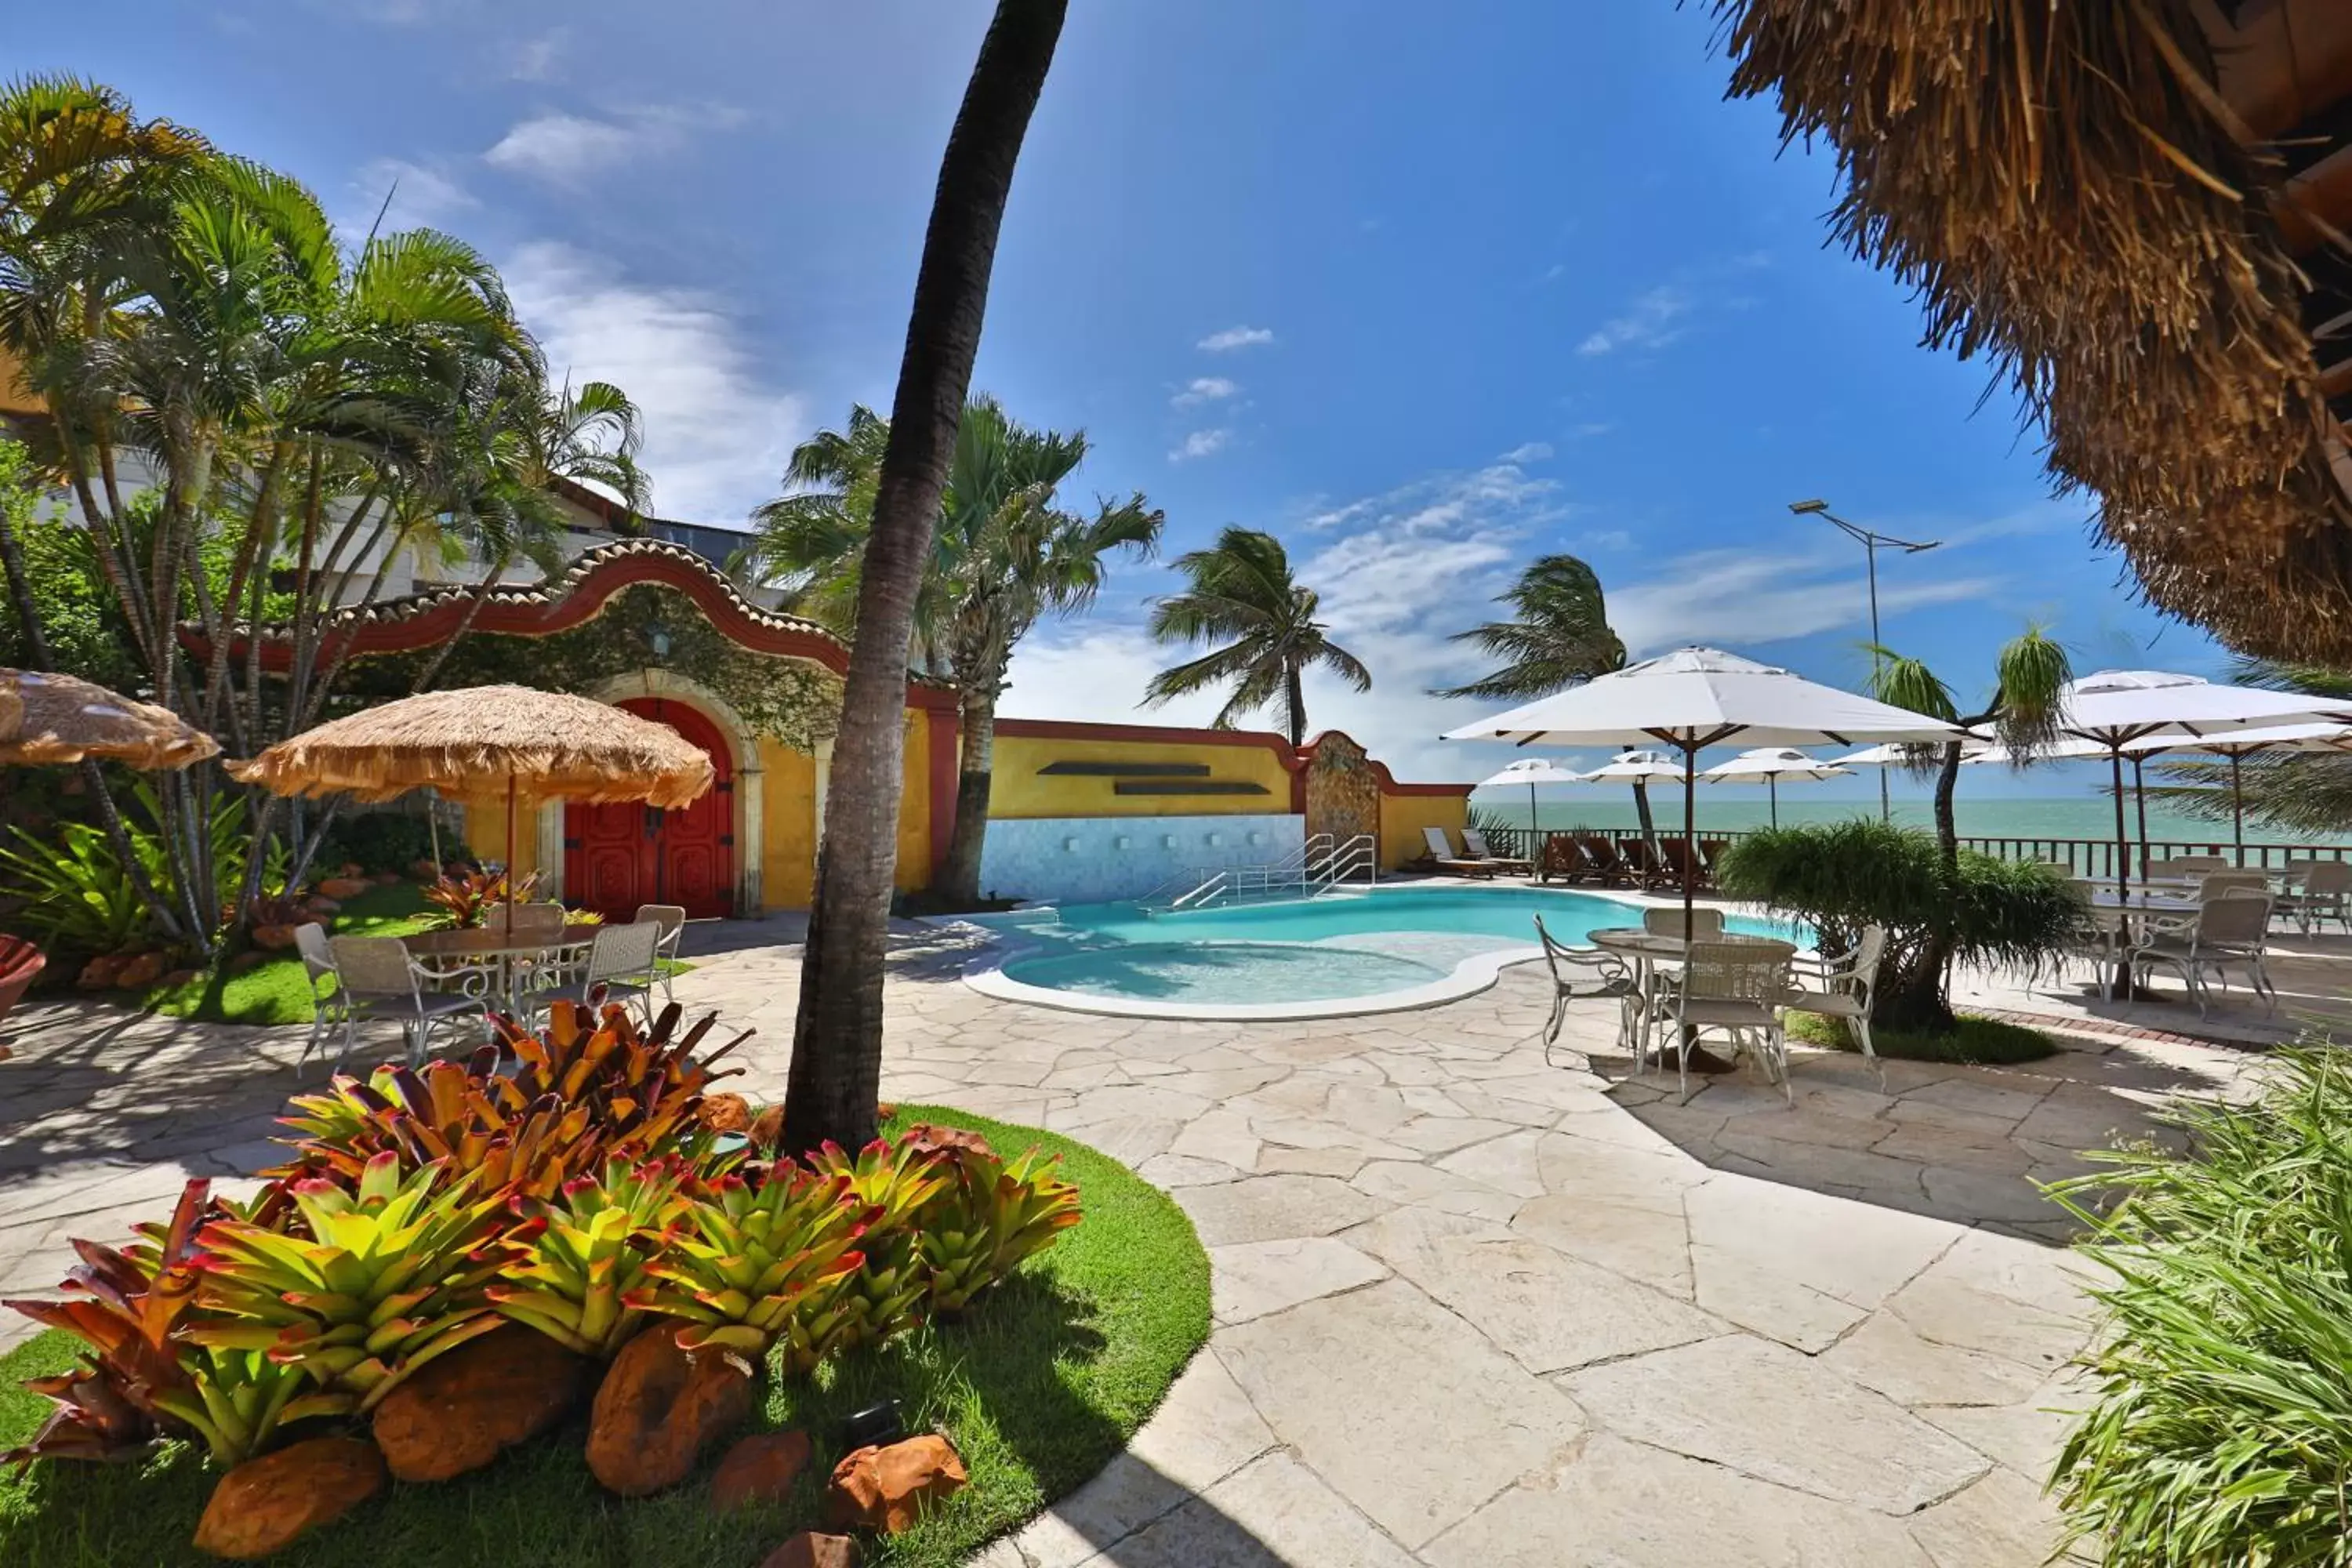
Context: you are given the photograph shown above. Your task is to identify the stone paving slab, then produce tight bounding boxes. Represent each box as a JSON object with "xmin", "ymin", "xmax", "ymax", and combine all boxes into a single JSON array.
[{"xmin": 0, "ymin": 918, "xmax": 2303, "ymax": 1564}]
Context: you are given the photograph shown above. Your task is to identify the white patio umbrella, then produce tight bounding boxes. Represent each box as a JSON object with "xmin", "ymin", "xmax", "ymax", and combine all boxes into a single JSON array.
[
  {"xmin": 1829, "ymin": 739, "xmax": 1994, "ymax": 770},
  {"xmin": 1700, "ymin": 746, "xmax": 1852, "ymax": 828},
  {"xmin": 1443, "ymin": 647, "xmax": 1962, "ymax": 936},
  {"xmin": 2128, "ymin": 723, "xmax": 2352, "ymax": 860},
  {"xmin": 1472, "ymin": 757, "xmax": 1589, "ymax": 844},
  {"xmin": 2042, "ymin": 670, "xmax": 2347, "ymax": 894},
  {"xmin": 1577, "ymin": 748, "xmax": 1689, "ymax": 846}
]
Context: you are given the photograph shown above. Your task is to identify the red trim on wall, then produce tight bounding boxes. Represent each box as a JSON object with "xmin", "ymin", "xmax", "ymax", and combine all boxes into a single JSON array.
[{"xmin": 927, "ymin": 706, "xmax": 959, "ymax": 881}]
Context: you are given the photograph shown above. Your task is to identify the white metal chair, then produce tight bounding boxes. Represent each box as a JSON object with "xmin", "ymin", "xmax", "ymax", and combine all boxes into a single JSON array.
[
  {"xmin": 633, "ymin": 903, "xmax": 688, "ymax": 1007},
  {"xmin": 517, "ymin": 920, "xmax": 662, "ymax": 1025},
  {"xmin": 2197, "ymin": 872, "xmax": 2270, "ymax": 903},
  {"xmin": 328, "ymin": 935, "xmax": 487, "ymax": 1068},
  {"xmin": 294, "ymin": 923, "xmax": 347, "ymax": 1074},
  {"xmin": 2280, "ymin": 860, "xmax": 2352, "ymax": 935},
  {"xmin": 1777, "ymin": 925, "xmax": 1888, "ymax": 1068},
  {"xmin": 484, "ymin": 901, "xmax": 567, "ymax": 941},
  {"xmin": 2129, "ymin": 893, "xmax": 2278, "ymax": 1018},
  {"xmin": 1667, "ymin": 942, "xmax": 1793, "ymax": 1105},
  {"xmin": 2151, "ymin": 855, "xmax": 2230, "ymax": 878},
  {"xmin": 1530, "ymin": 914, "xmax": 1636, "ymax": 1065},
  {"xmin": 1642, "ymin": 906, "xmax": 1724, "ymax": 941}
]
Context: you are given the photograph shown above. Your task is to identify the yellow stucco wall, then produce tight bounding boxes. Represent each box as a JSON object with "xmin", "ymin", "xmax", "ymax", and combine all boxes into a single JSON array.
[
  {"xmin": 758, "ymin": 739, "xmax": 818, "ymax": 910},
  {"xmin": 988, "ymin": 732, "xmax": 1293, "ymax": 818},
  {"xmin": 465, "ymin": 796, "xmax": 540, "ymax": 879},
  {"xmin": 1379, "ymin": 792, "xmax": 1471, "ymax": 872},
  {"xmin": 894, "ymin": 709, "xmax": 935, "ymax": 893}
]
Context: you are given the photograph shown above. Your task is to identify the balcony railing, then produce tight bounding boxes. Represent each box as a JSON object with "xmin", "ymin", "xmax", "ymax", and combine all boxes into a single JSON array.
[{"xmin": 1467, "ymin": 826, "xmax": 2352, "ymax": 882}]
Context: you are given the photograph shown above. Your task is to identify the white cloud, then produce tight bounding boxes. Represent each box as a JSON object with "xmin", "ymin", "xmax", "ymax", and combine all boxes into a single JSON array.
[
  {"xmin": 501, "ymin": 241, "xmax": 808, "ymax": 524},
  {"xmin": 484, "ymin": 106, "xmax": 735, "ymax": 187},
  {"xmin": 1171, "ymin": 376, "xmax": 1238, "ymax": 408},
  {"xmin": 511, "ymin": 29, "xmax": 567, "ymax": 81},
  {"xmin": 1169, "ymin": 428, "xmax": 1231, "ymax": 463},
  {"xmin": 1605, "ymin": 547, "xmax": 2005, "ymax": 656},
  {"xmin": 1568, "ymin": 421, "xmax": 1616, "ymax": 440},
  {"xmin": 1499, "ymin": 441, "xmax": 1553, "ymax": 463},
  {"xmin": 1577, "ymin": 285, "xmax": 1693, "ymax": 357},
  {"xmin": 1197, "ymin": 325, "xmax": 1274, "ymax": 352},
  {"xmin": 344, "ymin": 158, "xmax": 477, "ymax": 235}
]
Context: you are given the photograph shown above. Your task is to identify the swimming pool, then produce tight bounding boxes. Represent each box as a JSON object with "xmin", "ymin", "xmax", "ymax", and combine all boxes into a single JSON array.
[{"xmin": 960, "ymin": 884, "xmax": 1798, "ymax": 1020}]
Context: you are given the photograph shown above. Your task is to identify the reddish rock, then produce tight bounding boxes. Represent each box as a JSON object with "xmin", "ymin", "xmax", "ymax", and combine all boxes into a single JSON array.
[
  {"xmin": 758, "ymin": 1533, "xmax": 860, "ymax": 1568},
  {"xmin": 338, "ymin": 862, "xmax": 365, "ymax": 878},
  {"xmin": 303, "ymin": 896, "xmax": 342, "ymax": 917},
  {"xmin": 159, "ymin": 967, "xmax": 202, "ymax": 989},
  {"xmin": 699, "ymin": 1093, "xmax": 753, "ymax": 1134},
  {"xmin": 317, "ymin": 877, "xmax": 372, "ymax": 900},
  {"xmin": 249, "ymin": 924, "xmax": 299, "ymax": 953},
  {"xmin": 748, "ymin": 1105, "xmax": 786, "ymax": 1152},
  {"xmin": 411, "ymin": 858, "xmax": 442, "ymax": 880},
  {"xmin": 826, "ymin": 1434, "xmax": 967, "ymax": 1534},
  {"xmin": 586, "ymin": 1324, "xmax": 754, "ymax": 1497},
  {"xmin": 227, "ymin": 950, "xmax": 267, "ymax": 974},
  {"xmin": 905, "ymin": 1123, "xmax": 993, "ymax": 1160},
  {"xmin": 710, "ymin": 1428, "xmax": 812, "ymax": 1512},
  {"xmin": 113, "ymin": 951, "xmax": 167, "ymax": 989},
  {"xmin": 374, "ymin": 870, "xmax": 402, "ymax": 885},
  {"xmin": 372, "ymin": 1325, "xmax": 586, "ymax": 1483},
  {"xmin": 192, "ymin": 1436, "xmax": 382, "ymax": 1559},
  {"xmin": 74, "ymin": 954, "xmax": 129, "ymax": 990}
]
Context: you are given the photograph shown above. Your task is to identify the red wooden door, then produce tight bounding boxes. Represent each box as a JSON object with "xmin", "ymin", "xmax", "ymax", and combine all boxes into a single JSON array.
[{"xmin": 563, "ymin": 698, "xmax": 735, "ymax": 919}]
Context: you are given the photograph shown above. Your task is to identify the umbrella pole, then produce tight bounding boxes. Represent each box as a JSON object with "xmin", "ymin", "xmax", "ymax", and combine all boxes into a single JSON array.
[
  {"xmin": 2231, "ymin": 753, "xmax": 2245, "ymax": 866},
  {"xmin": 2109, "ymin": 747, "xmax": 2135, "ymax": 1000},
  {"xmin": 2131, "ymin": 754, "xmax": 2151, "ymax": 877},
  {"xmin": 1527, "ymin": 779, "xmax": 1538, "ymax": 866},
  {"xmin": 1682, "ymin": 747, "xmax": 1697, "ymax": 940},
  {"xmin": 503, "ymin": 773, "xmax": 518, "ymax": 927},
  {"xmin": 1768, "ymin": 775, "xmax": 1778, "ymax": 829}
]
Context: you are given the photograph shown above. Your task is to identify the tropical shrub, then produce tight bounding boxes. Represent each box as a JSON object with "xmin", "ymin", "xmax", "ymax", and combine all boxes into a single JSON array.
[
  {"xmin": 1715, "ymin": 818, "xmax": 2077, "ymax": 1033},
  {"xmin": 488, "ymin": 1156, "xmax": 695, "ymax": 1358},
  {"xmin": 422, "ymin": 869, "xmax": 540, "ymax": 928},
  {"xmin": 312, "ymin": 813, "xmax": 442, "ymax": 877},
  {"xmin": 918, "ymin": 1135, "xmax": 1083, "ymax": 1315},
  {"xmin": 2049, "ymin": 1045, "xmax": 2352, "ymax": 1566},
  {"xmin": 785, "ymin": 1138, "xmax": 956, "ymax": 1374},
  {"xmin": 629, "ymin": 1163, "xmax": 872, "ymax": 1356},
  {"xmin": 0, "ymin": 783, "xmax": 285, "ymax": 955}
]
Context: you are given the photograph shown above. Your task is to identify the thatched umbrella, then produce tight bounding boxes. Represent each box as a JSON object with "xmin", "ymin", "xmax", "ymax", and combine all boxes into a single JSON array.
[
  {"xmin": 1708, "ymin": 1, "xmax": 2352, "ymax": 660},
  {"xmin": 230, "ymin": 686, "xmax": 714, "ymax": 917},
  {"xmin": 0, "ymin": 669, "xmax": 220, "ymax": 769}
]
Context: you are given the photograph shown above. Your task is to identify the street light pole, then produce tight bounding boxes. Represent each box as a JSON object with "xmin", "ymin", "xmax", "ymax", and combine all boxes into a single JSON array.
[{"xmin": 1788, "ymin": 499, "xmax": 1941, "ymax": 822}]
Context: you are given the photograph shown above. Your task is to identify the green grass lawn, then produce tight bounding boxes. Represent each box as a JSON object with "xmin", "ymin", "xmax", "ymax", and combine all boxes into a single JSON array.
[
  {"xmin": 1784, "ymin": 1007, "xmax": 2060, "ymax": 1065},
  {"xmin": 141, "ymin": 883, "xmax": 444, "ymax": 1026},
  {"xmin": 0, "ymin": 1105, "xmax": 1212, "ymax": 1568}
]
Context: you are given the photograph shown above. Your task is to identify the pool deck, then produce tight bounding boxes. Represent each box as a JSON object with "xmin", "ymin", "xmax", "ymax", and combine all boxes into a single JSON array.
[{"xmin": 0, "ymin": 903, "xmax": 2327, "ymax": 1566}]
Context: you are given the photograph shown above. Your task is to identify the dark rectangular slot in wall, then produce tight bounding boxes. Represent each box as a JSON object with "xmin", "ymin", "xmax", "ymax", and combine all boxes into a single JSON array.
[
  {"xmin": 1110, "ymin": 780, "xmax": 1271, "ymax": 796},
  {"xmin": 1038, "ymin": 760, "xmax": 1212, "ymax": 778}
]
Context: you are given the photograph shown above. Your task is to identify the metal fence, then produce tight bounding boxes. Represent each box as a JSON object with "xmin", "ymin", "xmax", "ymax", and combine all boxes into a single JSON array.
[{"xmin": 1468, "ymin": 824, "xmax": 2352, "ymax": 880}]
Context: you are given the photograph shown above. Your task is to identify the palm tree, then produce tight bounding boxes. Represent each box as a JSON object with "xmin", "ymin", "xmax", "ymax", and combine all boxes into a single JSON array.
[
  {"xmin": 2152, "ymin": 659, "xmax": 2352, "ymax": 837},
  {"xmin": 744, "ymin": 395, "xmax": 1160, "ymax": 906},
  {"xmin": 782, "ymin": 0, "xmax": 1071, "ymax": 1155},
  {"xmin": 1436, "ymin": 554, "xmax": 1625, "ymax": 699},
  {"xmin": 1144, "ymin": 526, "xmax": 1370, "ymax": 747}
]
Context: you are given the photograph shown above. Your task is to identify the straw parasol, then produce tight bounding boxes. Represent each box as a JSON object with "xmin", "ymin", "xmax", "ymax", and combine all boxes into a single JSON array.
[
  {"xmin": 230, "ymin": 685, "xmax": 714, "ymax": 915},
  {"xmin": 0, "ymin": 668, "xmax": 220, "ymax": 769},
  {"xmin": 1700, "ymin": 746, "xmax": 1851, "ymax": 828},
  {"xmin": 1708, "ymin": 2, "xmax": 2352, "ymax": 661}
]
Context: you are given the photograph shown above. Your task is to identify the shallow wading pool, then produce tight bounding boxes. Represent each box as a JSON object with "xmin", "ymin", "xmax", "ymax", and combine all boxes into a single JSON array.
[{"xmin": 959, "ymin": 884, "xmax": 1799, "ymax": 1021}]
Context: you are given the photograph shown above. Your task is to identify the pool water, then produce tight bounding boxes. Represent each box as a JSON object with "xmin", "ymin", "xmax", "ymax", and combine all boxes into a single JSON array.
[{"xmin": 970, "ymin": 884, "xmax": 1797, "ymax": 1015}]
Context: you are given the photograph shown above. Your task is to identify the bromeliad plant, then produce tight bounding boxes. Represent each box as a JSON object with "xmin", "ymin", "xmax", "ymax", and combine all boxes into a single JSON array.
[
  {"xmin": 784, "ymin": 1137, "xmax": 956, "ymax": 1374},
  {"xmin": 630, "ymin": 1162, "xmax": 873, "ymax": 1358},
  {"xmin": 918, "ymin": 1134, "xmax": 1083, "ymax": 1315},
  {"xmin": 488, "ymin": 1156, "xmax": 695, "ymax": 1359},
  {"xmin": 422, "ymin": 869, "xmax": 541, "ymax": 928},
  {"xmin": 187, "ymin": 1153, "xmax": 508, "ymax": 1425}
]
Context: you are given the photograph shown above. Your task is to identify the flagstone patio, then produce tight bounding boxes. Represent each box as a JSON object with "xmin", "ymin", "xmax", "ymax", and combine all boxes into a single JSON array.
[{"xmin": 0, "ymin": 914, "xmax": 2302, "ymax": 1566}]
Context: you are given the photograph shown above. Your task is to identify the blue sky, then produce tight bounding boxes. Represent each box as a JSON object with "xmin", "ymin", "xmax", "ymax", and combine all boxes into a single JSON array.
[{"xmin": 30, "ymin": 1, "xmax": 2226, "ymax": 795}]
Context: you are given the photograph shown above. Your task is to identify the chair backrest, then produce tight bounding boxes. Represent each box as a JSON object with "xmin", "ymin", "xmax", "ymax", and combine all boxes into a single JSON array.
[
  {"xmin": 1540, "ymin": 835, "xmax": 1584, "ymax": 874},
  {"xmin": 633, "ymin": 904, "xmax": 688, "ymax": 944},
  {"xmin": 1461, "ymin": 828, "xmax": 1504, "ymax": 860},
  {"xmin": 294, "ymin": 921, "xmax": 337, "ymax": 985},
  {"xmin": 1575, "ymin": 833, "xmax": 1621, "ymax": 866},
  {"xmin": 2194, "ymin": 893, "xmax": 2273, "ymax": 947},
  {"xmin": 2198, "ymin": 873, "xmax": 2270, "ymax": 902},
  {"xmin": 485, "ymin": 901, "xmax": 566, "ymax": 941},
  {"xmin": 2300, "ymin": 861, "xmax": 2352, "ymax": 895},
  {"xmin": 2154, "ymin": 855, "xmax": 2227, "ymax": 877},
  {"xmin": 1681, "ymin": 942, "xmax": 1785, "ymax": 1004},
  {"xmin": 1422, "ymin": 826, "xmax": 1457, "ymax": 859},
  {"xmin": 585, "ymin": 920, "xmax": 662, "ymax": 984},
  {"xmin": 1845, "ymin": 925, "xmax": 1889, "ymax": 985},
  {"xmin": 329, "ymin": 935, "xmax": 417, "ymax": 998},
  {"xmin": 1643, "ymin": 906, "xmax": 1723, "ymax": 939},
  {"xmin": 1533, "ymin": 914, "xmax": 1627, "ymax": 996}
]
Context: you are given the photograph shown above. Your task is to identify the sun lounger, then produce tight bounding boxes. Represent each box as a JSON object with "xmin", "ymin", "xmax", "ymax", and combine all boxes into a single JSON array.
[
  {"xmin": 1657, "ymin": 838, "xmax": 1707, "ymax": 891},
  {"xmin": 1461, "ymin": 828, "xmax": 1533, "ymax": 875},
  {"xmin": 1573, "ymin": 833, "xmax": 1632, "ymax": 887},
  {"xmin": 1619, "ymin": 837, "xmax": 1672, "ymax": 890},
  {"xmin": 1417, "ymin": 826, "xmax": 1497, "ymax": 878},
  {"xmin": 1539, "ymin": 833, "xmax": 1591, "ymax": 884}
]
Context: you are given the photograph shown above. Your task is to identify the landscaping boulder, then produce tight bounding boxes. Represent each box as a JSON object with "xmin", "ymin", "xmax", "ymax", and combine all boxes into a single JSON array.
[
  {"xmin": 113, "ymin": 951, "xmax": 167, "ymax": 989},
  {"xmin": 192, "ymin": 1436, "xmax": 382, "ymax": 1559},
  {"xmin": 586, "ymin": 1324, "xmax": 753, "ymax": 1496},
  {"xmin": 374, "ymin": 870, "xmax": 402, "ymax": 885},
  {"xmin": 710, "ymin": 1428, "xmax": 812, "ymax": 1512},
  {"xmin": 826, "ymin": 1434, "xmax": 967, "ymax": 1534},
  {"xmin": 748, "ymin": 1105, "xmax": 786, "ymax": 1152},
  {"xmin": 372, "ymin": 1325, "xmax": 586, "ymax": 1483},
  {"xmin": 759, "ymin": 1533, "xmax": 859, "ymax": 1568},
  {"xmin": 699, "ymin": 1093, "xmax": 753, "ymax": 1134},
  {"xmin": 159, "ymin": 967, "xmax": 201, "ymax": 989},
  {"xmin": 227, "ymin": 950, "xmax": 267, "ymax": 974},
  {"xmin": 74, "ymin": 954, "xmax": 129, "ymax": 990},
  {"xmin": 317, "ymin": 877, "xmax": 372, "ymax": 900},
  {"xmin": 303, "ymin": 896, "xmax": 342, "ymax": 917},
  {"xmin": 249, "ymin": 924, "xmax": 299, "ymax": 952}
]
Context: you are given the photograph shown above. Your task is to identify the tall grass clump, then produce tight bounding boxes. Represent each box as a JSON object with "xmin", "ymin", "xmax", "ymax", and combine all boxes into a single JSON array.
[
  {"xmin": 1715, "ymin": 818, "xmax": 2076, "ymax": 1032},
  {"xmin": 2049, "ymin": 1044, "xmax": 2352, "ymax": 1565}
]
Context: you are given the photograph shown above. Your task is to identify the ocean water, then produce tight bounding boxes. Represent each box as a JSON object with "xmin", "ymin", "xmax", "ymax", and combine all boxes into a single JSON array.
[{"xmin": 1472, "ymin": 794, "xmax": 2347, "ymax": 848}]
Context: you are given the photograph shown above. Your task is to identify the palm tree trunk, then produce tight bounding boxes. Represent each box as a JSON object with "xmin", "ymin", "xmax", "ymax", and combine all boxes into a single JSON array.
[
  {"xmin": 1284, "ymin": 661, "xmax": 1306, "ymax": 748},
  {"xmin": 940, "ymin": 683, "xmax": 999, "ymax": 906},
  {"xmin": 1631, "ymin": 779, "xmax": 1658, "ymax": 848},
  {"xmin": 1881, "ymin": 737, "xmax": 1969, "ymax": 1033},
  {"xmin": 782, "ymin": 0, "xmax": 1070, "ymax": 1155}
]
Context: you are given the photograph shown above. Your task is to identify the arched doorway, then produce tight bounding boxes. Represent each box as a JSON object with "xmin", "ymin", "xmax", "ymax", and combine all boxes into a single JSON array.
[{"xmin": 563, "ymin": 697, "xmax": 735, "ymax": 919}]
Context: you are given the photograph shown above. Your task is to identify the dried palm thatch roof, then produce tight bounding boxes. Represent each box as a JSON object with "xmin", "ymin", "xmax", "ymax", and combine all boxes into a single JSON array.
[
  {"xmin": 0, "ymin": 668, "xmax": 220, "ymax": 769},
  {"xmin": 1710, "ymin": 0, "xmax": 2352, "ymax": 661},
  {"xmin": 228, "ymin": 685, "xmax": 713, "ymax": 808}
]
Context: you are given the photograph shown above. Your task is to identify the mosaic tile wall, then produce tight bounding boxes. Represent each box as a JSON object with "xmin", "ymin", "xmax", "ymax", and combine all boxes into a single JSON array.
[{"xmin": 977, "ymin": 814, "xmax": 1307, "ymax": 904}]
